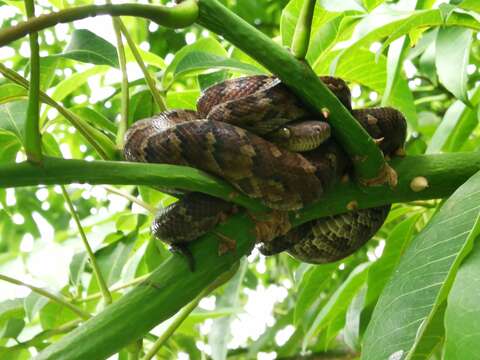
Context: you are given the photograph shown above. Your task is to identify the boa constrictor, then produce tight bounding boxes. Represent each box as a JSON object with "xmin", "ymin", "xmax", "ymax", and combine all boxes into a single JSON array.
[{"xmin": 123, "ymin": 76, "xmax": 406, "ymax": 264}]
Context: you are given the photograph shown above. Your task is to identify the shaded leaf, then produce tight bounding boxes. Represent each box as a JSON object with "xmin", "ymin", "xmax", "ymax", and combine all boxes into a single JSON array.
[
  {"xmin": 209, "ymin": 260, "xmax": 247, "ymax": 360},
  {"xmin": 0, "ymin": 299, "xmax": 25, "ymax": 339},
  {"xmin": 24, "ymin": 292, "xmax": 49, "ymax": 322},
  {"xmin": 444, "ymin": 240, "xmax": 480, "ymax": 359},
  {"xmin": 0, "ymin": 100, "xmax": 27, "ymax": 144},
  {"xmin": 0, "ymin": 84, "xmax": 27, "ymax": 105},
  {"xmin": 57, "ymin": 29, "xmax": 118, "ymax": 68},
  {"xmin": 363, "ymin": 170, "xmax": 480, "ymax": 359},
  {"xmin": 174, "ymin": 52, "xmax": 263, "ymax": 81},
  {"xmin": 303, "ymin": 263, "xmax": 370, "ymax": 350},
  {"xmin": 69, "ymin": 251, "xmax": 88, "ymax": 288},
  {"xmin": 162, "ymin": 37, "xmax": 228, "ymax": 88}
]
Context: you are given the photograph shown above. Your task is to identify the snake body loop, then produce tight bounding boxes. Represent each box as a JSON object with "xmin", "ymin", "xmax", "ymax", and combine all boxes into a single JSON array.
[{"xmin": 124, "ymin": 75, "xmax": 407, "ymax": 263}]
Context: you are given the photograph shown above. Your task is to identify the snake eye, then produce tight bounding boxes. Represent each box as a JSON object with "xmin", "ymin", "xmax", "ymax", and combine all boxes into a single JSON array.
[{"xmin": 278, "ymin": 127, "xmax": 291, "ymax": 139}]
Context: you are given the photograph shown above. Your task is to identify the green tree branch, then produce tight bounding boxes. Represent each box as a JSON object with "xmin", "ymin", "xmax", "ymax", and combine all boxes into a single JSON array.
[
  {"xmin": 0, "ymin": 1, "xmax": 198, "ymax": 47},
  {"xmin": 0, "ymin": 152, "xmax": 479, "ymax": 226},
  {"xmin": 25, "ymin": 151, "xmax": 480, "ymax": 359},
  {"xmin": 196, "ymin": 0, "xmax": 387, "ymax": 184}
]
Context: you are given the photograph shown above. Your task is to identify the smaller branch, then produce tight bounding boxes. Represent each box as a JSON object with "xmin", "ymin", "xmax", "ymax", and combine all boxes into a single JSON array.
[
  {"xmin": 0, "ymin": 1, "xmax": 199, "ymax": 47},
  {"xmin": 291, "ymin": 0, "xmax": 316, "ymax": 59},
  {"xmin": 119, "ymin": 21, "xmax": 167, "ymax": 112},
  {"xmin": 414, "ymin": 94, "xmax": 448, "ymax": 106},
  {"xmin": 104, "ymin": 186, "xmax": 157, "ymax": 214},
  {"xmin": 7, "ymin": 319, "xmax": 82, "ymax": 351},
  {"xmin": 61, "ymin": 186, "xmax": 113, "ymax": 305},
  {"xmin": 0, "ymin": 274, "xmax": 91, "ymax": 320},
  {"xmin": 110, "ymin": 14, "xmax": 130, "ymax": 148},
  {"xmin": 24, "ymin": 0, "xmax": 43, "ymax": 164},
  {"xmin": 77, "ymin": 274, "xmax": 151, "ymax": 303}
]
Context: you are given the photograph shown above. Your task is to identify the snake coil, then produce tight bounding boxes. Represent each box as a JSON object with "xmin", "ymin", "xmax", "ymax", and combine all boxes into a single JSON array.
[{"xmin": 124, "ymin": 76, "xmax": 407, "ymax": 264}]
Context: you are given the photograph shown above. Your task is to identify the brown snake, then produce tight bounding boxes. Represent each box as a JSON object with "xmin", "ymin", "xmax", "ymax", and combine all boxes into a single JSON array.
[{"xmin": 123, "ymin": 76, "xmax": 407, "ymax": 264}]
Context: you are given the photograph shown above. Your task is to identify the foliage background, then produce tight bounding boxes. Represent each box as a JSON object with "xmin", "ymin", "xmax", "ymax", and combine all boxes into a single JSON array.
[{"xmin": 0, "ymin": 0, "xmax": 479, "ymax": 359}]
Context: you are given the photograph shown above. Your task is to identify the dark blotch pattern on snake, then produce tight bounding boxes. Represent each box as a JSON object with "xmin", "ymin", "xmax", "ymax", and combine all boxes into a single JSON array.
[{"xmin": 123, "ymin": 75, "xmax": 407, "ymax": 264}]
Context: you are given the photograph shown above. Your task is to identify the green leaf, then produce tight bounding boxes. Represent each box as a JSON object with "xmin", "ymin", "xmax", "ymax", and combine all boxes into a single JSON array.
[
  {"xmin": 435, "ymin": 27, "xmax": 473, "ymax": 104},
  {"xmin": 50, "ymin": 65, "xmax": 109, "ymax": 102},
  {"xmin": 0, "ymin": 132, "xmax": 21, "ymax": 164},
  {"xmin": 365, "ymin": 214, "xmax": 421, "ymax": 307},
  {"xmin": 459, "ymin": 0, "xmax": 480, "ymax": 12},
  {"xmin": 0, "ymin": 299, "xmax": 25, "ymax": 339},
  {"xmin": 308, "ymin": 14, "xmax": 361, "ymax": 68},
  {"xmin": 294, "ymin": 263, "xmax": 337, "ymax": 328},
  {"xmin": 198, "ymin": 70, "xmax": 229, "ymax": 91},
  {"xmin": 280, "ymin": 0, "xmax": 337, "ymax": 49},
  {"xmin": 427, "ymin": 101, "xmax": 465, "ymax": 154},
  {"xmin": 173, "ymin": 52, "xmax": 263, "ymax": 81},
  {"xmin": 125, "ymin": 47, "xmax": 165, "ymax": 69},
  {"xmin": 57, "ymin": 29, "xmax": 119, "ymax": 68},
  {"xmin": 91, "ymin": 232, "xmax": 137, "ymax": 287},
  {"xmin": 69, "ymin": 106, "xmax": 117, "ymax": 135},
  {"xmin": 39, "ymin": 298, "xmax": 78, "ymax": 330},
  {"xmin": 166, "ymin": 90, "xmax": 200, "ymax": 110},
  {"xmin": 69, "ymin": 251, "xmax": 88, "ymax": 288},
  {"xmin": 344, "ymin": 285, "xmax": 367, "ymax": 351},
  {"xmin": 162, "ymin": 37, "xmax": 228, "ymax": 88},
  {"xmin": 209, "ymin": 261, "xmax": 247, "ymax": 360},
  {"xmin": 128, "ymin": 90, "xmax": 156, "ymax": 126},
  {"xmin": 363, "ymin": 0, "xmax": 385, "ymax": 12},
  {"xmin": 409, "ymin": 302, "xmax": 446, "ymax": 359},
  {"xmin": 362, "ymin": 170, "xmax": 480, "ymax": 360},
  {"xmin": 24, "ymin": 292, "xmax": 49, "ymax": 322},
  {"xmin": 0, "ymin": 100, "xmax": 27, "ymax": 144},
  {"xmin": 443, "ymin": 87, "xmax": 480, "ymax": 152},
  {"xmin": 444, "ymin": 240, "xmax": 480, "ymax": 358},
  {"xmin": 0, "ymin": 84, "xmax": 27, "ymax": 105},
  {"xmin": 382, "ymin": 36, "xmax": 409, "ymax": 107},
  {"xmin": 303, "ymin": 263, "xmax": 371, "ymax": 350}
]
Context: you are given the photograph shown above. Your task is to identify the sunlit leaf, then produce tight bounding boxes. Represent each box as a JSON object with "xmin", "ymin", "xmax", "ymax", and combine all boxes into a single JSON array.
[{"xmin": 436, "ymin": 27, "xmax": 473, "ymax": 104}]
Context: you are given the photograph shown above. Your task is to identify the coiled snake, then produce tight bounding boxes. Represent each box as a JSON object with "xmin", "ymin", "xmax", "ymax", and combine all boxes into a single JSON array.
[{"xmin": 124, "ymin": 76, "xmax": 407, "ymax": 264}]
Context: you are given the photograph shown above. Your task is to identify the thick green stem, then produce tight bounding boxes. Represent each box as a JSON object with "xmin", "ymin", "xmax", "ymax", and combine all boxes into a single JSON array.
[
  {"xmin": 25, "ymin": 151, "xmax": 479, "ymax": 359},
  {"xmin": 0, "ymin": 1, "xmax": 198, "ymax": 47},
  {"xmin": 196, "ymin": 0, "xmax": 386, "ymax": 183},
  {"xmin": 24, "ymin": 0, "xmax": 43, "ymax": 164},
  {"xmin": 143, "ymin": 264, "xmax": 237, "ymax": 360},
  {"xmin": 61, "ymin": 186, "xmax": 113, "ymax": 305},
  {"xmin": 291, "ymin": 0, "xmax": 316, "ymax": 59},
  {"xmin": 0, "ymin": 274, "xmax": 90, "ymax": 320},
  {"xmin": 0, "ymin": 152, "xmax": 479, "ymax": 223},
  {"xmin": 119, "ymin": 21, "xmax": 167, "ymax": 112},
  {"xmin": 0, "ymin": 157, "xmax": 267, "ymax": 212}
]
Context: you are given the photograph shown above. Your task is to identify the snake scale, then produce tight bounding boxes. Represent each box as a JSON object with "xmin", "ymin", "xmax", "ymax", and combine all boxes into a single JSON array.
[{"xmin": 124, "ymin": 75, "xmax": 407, "ymax": 264}]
